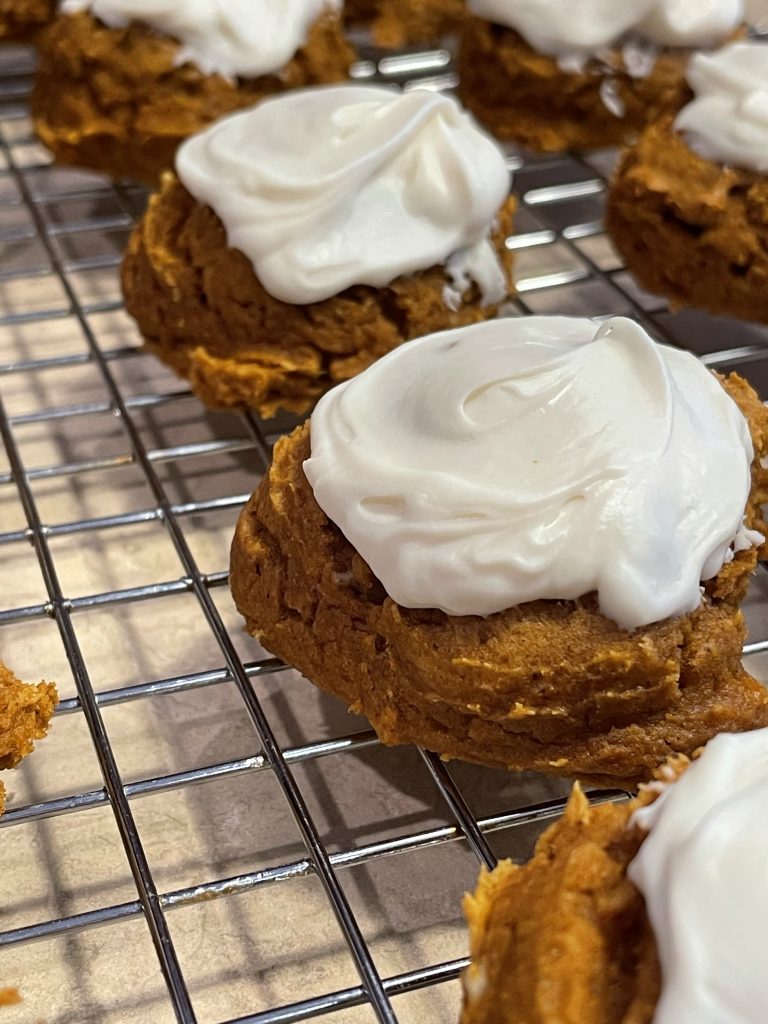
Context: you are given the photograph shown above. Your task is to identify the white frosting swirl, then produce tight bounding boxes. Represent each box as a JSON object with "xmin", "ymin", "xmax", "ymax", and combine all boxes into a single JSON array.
[
  {"xmin": 468, "ymin": 0, "xmax": 743, "ymax": 57},
  {"xmin": 630, "ymin": 729, "xmax": 768, "ymax": 1024},
  {"xmin": 304, "ymin": 316, "xmax": 759, "ymax": 631},
  {"xmin": 176, "ymin": 86, "xmax": 511, "ymax": 306},
  {"xmin": 675, "ymin": 42, "xmax": 768, "ymax": 174},
  {"xmin": 60, "ymin": 0, "xmax": 340, "ymax": 79}
]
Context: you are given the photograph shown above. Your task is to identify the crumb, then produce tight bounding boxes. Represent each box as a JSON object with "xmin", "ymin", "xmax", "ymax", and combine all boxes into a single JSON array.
[{"xmin": 0, "ymin": 661, "xmax": 58, "ymax": 812}]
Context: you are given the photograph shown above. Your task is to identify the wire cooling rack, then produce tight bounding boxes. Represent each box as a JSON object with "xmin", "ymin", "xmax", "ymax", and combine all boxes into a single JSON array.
[{"xmin": 0, "ymin": 36, "xmax": 766, "ymax": 1024}]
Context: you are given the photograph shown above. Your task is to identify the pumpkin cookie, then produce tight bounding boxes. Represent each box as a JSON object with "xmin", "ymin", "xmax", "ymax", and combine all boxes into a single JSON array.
[{"xmin": 231, "ymin": 316, "xmax": 768, "ymax": 786}]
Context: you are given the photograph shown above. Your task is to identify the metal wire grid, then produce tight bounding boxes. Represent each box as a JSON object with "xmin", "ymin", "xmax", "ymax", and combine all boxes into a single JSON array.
[{"xmin": 0, "ymin": 38, "xmax": 765, "ymax": 1024}]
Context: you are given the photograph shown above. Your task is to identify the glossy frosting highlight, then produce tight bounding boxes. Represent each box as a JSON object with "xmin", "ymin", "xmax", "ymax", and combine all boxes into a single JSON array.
[
  {"xmin": 61, "ymin": 0, "xmax": 340, "ymax": 78},
  {"xmin": 468, "ymin": 0, "xmax": 743, "ymax": 56},
  {"xmin": 675, "ymin": 42, "xmax": 768, "ymax": 174},
  {"xmin": 630, "ymin": 729, "xmax": 768, "ymax": 1024},
  {"xmin": 304, "ymin": 316, "xmax": 758, "ymax": 630},
  {"xmin": 176, "ymin": 85, "xmax": 511, "ymax": 306}
]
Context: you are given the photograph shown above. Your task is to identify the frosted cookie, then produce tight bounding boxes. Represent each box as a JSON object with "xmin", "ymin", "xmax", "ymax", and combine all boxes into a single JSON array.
[
  {"xmin": 0, "ymin": 0, "xmax": 55, "ymax": 42},
  {"xmin": 230, "ymin": 315, "xmax": 768, "ymax": 786},
  {"xmin": 31, "ymin": 0, "xmax": 354, "ymax": 184},
  {"xmin": 345, "ymin": 0, "xmax": 466, "ymax": 47},
  {"xmin": 122, "ymin": 85, "xmax": 516, "ymax": 417},
  {"xmin": 0, "ymin": 660, "xmax": 57, "ymax": 816},
  {"xmin": 462, "ymin": 728, "xmax": 768, "ymax": 1023},
  {"xmin": 607, "ymin": 41, "xmax": 768, "ymax": 324},
  {"xmin": 457, "ymin": 0, "xmax": 744, "ymax": 151}
]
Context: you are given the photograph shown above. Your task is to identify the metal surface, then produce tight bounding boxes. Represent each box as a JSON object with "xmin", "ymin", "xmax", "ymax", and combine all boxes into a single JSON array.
[{"xmin": 0, "ymin": 37, "xmax": 766, "ymax": 1024}]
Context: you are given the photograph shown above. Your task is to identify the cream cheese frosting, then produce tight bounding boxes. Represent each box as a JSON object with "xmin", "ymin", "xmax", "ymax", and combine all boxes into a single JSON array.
[
  {"xmin": 675, "ymin": 41, "xmax": 768, "ymax": 174},
  {"xmin": 60, "ymin": 0, "xmax": 341, "ymax": 79},
  {"xmin": 629, "ymin": 728, "xmax": 768, "ymax": 1024},
  {"xmin": 304, "ymin": 316, "xmax": 760, "ymax": 630},
  {"xmin": 176, "ymin": 85, "xmax": 511, "ymax": 306},
  {"xmin": 468, "ymin": 0, "xmax": 743, "ymax": 57}
]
